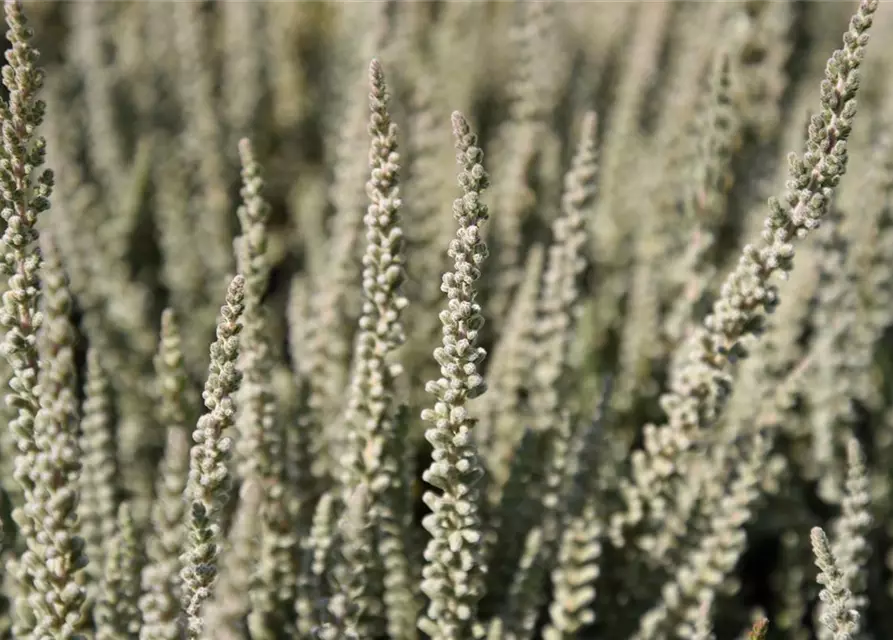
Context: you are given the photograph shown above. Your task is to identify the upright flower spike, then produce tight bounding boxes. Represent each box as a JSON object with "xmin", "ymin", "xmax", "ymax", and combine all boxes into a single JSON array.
[
  {"xmin": 233, "ymin": 138, "xmax": 291, "ymax": 637},
  {"xmin": 235, "ymin": 138, "xmax": 273, "ymax": 308},
  {"xmin": 234, "ymin": 137, "xmax": 278, "ymax": 483},
  {"xmin": 0, "ymin": 15, "xmax": 87, "ymax": 633},
  {"xmin": 340, "ymin": 58, "xmax": 418, "ymax": 639},
  {"xmin": 532, "ymin": 111, "xmax": 599, "ymax": 433},
  {"xmin": 344, "ymin": 57, "xmax": 408, "ymax": 489},
  {"xmin": 418, "ymin": 112, "xmax": 490, "ymax": 640},
  {"xmin": 828, "ymin": 437, "xmax": 872, "ymax": 635},
  {"xmin": 180, "ymin": 275, "xmax": 246, "ymax": 640},
  {"xmin": 139, "ymin": 309, "xmax": 193, "ymax": 640},
  {"xmin": 23, "ymin": 234, "xmax": 88, "ymax": 638},
  {"xmin": 0, "ymin": 7, "xmax": 54, "ymax": 622},
  {"xmin": 811, "ymin": 526, "xmax": 858, "ymax": 640}
]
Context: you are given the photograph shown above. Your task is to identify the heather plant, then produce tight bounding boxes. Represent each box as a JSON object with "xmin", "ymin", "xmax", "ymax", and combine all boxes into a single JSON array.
[{"xmin": 1, "ymin": 1, "xmax": 893, "ymax": 640}]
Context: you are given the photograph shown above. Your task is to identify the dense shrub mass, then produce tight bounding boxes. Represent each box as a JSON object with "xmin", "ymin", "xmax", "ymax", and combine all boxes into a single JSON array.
[{"xmin": 0, "ymin": 1, "xmax": 892, "ymax": 638}]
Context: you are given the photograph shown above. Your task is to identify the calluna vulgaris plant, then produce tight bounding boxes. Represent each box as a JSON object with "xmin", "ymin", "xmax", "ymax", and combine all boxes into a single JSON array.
[{"xmin": 1, "ymin": 1, "xmax": 893, "ymax": 639}]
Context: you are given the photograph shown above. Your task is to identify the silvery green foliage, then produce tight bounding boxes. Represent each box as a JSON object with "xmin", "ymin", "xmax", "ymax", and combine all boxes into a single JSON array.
[
  {"xmin": 2, "ymin": 1, "xmax": 893, "ymax": 638},
  {"xmin": 634, "ymin": 434, "xmax": 773, "ymax": 640},
  {"xmin": 618, "ymin": 0, "xmax": 879, "ymax": 548},
  {"xmin": 490, "ymin": 117, "xmax": 602, "ymax": 631}
]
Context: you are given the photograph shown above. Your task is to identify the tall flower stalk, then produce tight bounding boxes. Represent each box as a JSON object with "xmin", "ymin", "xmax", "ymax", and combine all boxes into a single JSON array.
[
  {"xmin": 418, "ymin": 112, "xmax": 491, "ymax": 640},
  {"xmin": 180, "ymin": 275, "xmax": 246, "ymax": 639}
]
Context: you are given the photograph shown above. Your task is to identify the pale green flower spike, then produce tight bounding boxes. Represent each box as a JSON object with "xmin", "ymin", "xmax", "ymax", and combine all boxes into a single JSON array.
[{"xmin": 418, "ymin": 112, "xmax": 492, "ymax": 640}]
